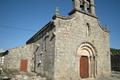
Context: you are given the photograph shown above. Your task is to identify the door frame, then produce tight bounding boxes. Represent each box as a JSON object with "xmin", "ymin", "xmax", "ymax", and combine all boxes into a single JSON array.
[{"xmin": 77, "ymin": 42, "xmax": 97, "ymax": 79}]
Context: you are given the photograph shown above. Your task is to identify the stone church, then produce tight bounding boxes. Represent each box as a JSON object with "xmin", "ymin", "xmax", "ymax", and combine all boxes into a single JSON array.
[
  {"xmin": 26, "ymin": 0, "xmax": 111, "ymax": 80},
  {"xmin": 1, "ymin": 0, "xmax": 111, "ymax": 80}
]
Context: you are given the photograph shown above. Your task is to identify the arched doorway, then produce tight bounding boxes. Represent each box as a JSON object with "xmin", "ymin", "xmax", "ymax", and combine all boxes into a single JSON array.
[{"xmin": 77, "ymin": 42, "xmax": 96, "ymax": 79}]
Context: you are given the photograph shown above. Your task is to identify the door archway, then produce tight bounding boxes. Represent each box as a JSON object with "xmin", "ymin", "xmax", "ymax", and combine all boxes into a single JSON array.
[{"xmin": 77, "ymin": 42, "xmax": 96, "ymax": 79}]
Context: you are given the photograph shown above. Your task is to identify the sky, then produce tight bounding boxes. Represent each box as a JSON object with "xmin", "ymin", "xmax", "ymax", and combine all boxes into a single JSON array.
[{"xmin": 0, "ymin": 0, "xmax": 120, "ymax": 50}]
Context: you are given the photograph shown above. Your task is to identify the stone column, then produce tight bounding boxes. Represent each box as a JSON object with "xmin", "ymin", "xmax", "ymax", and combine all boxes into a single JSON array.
[
  {"xmin": 74, "ymin": 0, "xmax": 81, "ymax": 10},
  {"xmin": 84, "ymin": 0, "xmax": 88, "ymax": 12},
  {"xmin": 90, "ymin": 56, "xmax": 93, "ymax": 78},
  {"xmin": 93, "ymin": 56, "xmax": 96, "ymax": 78},
  {"xmin": 90, "ymin": 0, "xmax": 96, "ymax": 16}
]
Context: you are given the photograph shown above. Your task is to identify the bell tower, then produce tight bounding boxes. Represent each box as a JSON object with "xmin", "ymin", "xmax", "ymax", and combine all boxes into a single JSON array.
[{"xmin": 71, "ymin": 0, "xmax": 96, "ymax": 16}]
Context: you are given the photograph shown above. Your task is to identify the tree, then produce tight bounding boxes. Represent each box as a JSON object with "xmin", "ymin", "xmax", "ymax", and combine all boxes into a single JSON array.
[{"xmin": 110, "ymin": 48, "xmax": 120, "ymax": 54}]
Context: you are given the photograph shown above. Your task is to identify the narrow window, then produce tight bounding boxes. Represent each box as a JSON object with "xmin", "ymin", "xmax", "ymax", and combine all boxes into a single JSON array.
[
  {"xmin": 86, "ymin": 23, "xmax": 91, "ymax": 36},
  {"xmin": 44, "ymin": 37, "xmax": 47, "ymax": 51},
  {"xmin": 44, "ymin": 33, "xmax": 49, "ymax": 51}
]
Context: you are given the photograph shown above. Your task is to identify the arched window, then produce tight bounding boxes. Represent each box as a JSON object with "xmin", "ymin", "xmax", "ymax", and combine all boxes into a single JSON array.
[
  {"xmin": 86, "ymin": 23, "xmax": 91, "ymax": 36},
  {"xmin": 79, "ymin": 0, "xmax": 84, "ymax": 11},
  {"xmin": 86, "ymin": 0, "xmax": 91, "ymax": 13}
]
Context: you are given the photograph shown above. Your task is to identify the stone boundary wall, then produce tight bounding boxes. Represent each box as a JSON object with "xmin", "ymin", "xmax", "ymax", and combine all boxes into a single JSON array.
[{"xmin": 4, "ymin": 44, "xmax": 35, "ymax": 74}]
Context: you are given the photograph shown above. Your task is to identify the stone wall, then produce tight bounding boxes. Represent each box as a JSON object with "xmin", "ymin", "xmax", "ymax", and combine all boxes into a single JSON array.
[
  {"xmin": 34, "ymin": 25, "xmax": 55, "ymax": 80},
  {"xmin": 4, "ymin": 44, "xmax": 35, "ymax": 73},
  {"xmin": 53, "ymin": 11, "xmax": 111, "ymax": 80}
]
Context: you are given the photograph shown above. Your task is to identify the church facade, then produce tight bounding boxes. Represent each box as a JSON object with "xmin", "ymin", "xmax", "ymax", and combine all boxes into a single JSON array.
[{"xmin": 26, "ymin": 0, "xmax": 111, "ymax": 80}]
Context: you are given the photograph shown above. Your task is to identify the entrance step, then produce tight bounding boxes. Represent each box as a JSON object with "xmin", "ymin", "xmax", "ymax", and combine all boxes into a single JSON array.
[{"xmin": 81, "ymin": 78, "xmax": 96, "ymax": 80}]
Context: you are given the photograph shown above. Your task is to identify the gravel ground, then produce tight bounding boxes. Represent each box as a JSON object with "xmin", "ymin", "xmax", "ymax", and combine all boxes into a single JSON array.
[{"xmin": 98, "ymin": 71, "xmax": 120, "ymax": 80}]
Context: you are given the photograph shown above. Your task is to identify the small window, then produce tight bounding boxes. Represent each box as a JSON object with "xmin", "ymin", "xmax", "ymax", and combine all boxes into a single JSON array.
[{"xmin": 86, "ymin": 23, "xmax": 91, "ymax": 36}]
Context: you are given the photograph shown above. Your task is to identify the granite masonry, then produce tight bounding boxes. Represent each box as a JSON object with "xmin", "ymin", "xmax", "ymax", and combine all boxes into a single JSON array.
[{"xmin": 4, "ymin": 44, "xmax": 35, "ymax": 73}]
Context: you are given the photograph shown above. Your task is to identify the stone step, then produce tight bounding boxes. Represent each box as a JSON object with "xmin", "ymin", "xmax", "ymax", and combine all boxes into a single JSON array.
[{"xmin": 81, "ymin": 78, "xmax": 96, "ymax": 80}]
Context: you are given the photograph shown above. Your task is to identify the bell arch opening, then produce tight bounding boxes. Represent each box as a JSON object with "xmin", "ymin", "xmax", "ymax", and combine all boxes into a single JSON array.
[{"xmin": 77, "ymin": 42, "xmax": 97, "ymax": 79}]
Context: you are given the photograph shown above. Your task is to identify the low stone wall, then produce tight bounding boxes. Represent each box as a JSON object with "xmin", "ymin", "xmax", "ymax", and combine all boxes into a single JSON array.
[{"xmin": 4, "ymin": 44, "xmax": 35, "ymax": 73}]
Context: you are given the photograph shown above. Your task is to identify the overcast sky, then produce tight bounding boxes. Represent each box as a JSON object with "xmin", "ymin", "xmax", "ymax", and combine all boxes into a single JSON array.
[{"xmin": 0, "ymin": 0, "xmax": 120, "ymax": 50}]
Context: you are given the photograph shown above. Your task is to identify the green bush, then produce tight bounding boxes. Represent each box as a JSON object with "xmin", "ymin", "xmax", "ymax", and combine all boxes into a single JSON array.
[{"xmin": 111, "ymin": 48, "xmax": 120, "ymax": 54}]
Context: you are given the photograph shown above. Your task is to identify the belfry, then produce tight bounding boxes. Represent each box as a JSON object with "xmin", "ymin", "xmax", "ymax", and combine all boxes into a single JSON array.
[{"xmin": 71, "ymin": 0, "xmax": 95, "ymax": 15}]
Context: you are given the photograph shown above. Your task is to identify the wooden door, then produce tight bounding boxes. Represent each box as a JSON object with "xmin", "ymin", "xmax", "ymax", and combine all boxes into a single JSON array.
[
  {"xmin": 20, "ymin": 59, "xmax": 28, "ymax": 72},
  {"xmin": 80, "ymin": 56, "xmax": 89, "ymax": 78}
]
